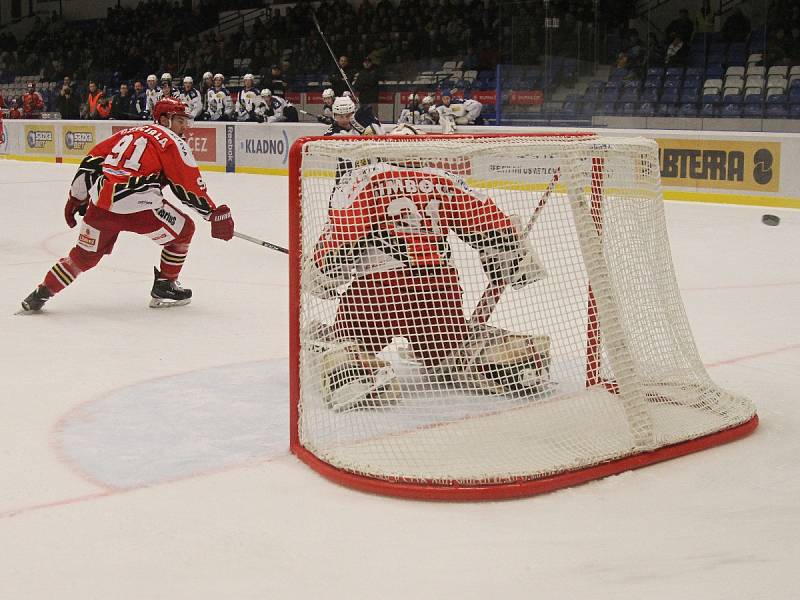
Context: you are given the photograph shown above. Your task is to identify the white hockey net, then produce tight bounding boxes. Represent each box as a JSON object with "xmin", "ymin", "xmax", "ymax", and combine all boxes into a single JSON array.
[{"xmin": 290, "ymin": 133, "xmax": 757, "ymax": 497}]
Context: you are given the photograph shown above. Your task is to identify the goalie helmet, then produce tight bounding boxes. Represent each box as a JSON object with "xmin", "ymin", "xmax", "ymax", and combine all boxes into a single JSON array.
[
  {"xmin": 322, "ymin": 88, "xmax": 336, "ymax": 100},
  {"xmin": 153, "ymin": 97, "xmax": 188, "ymax": 124},
  {"xmin": 260, "ymin": 88, "xmax": 272, "ymax": 97},
  {"xmin": 332, "ymin": 96, "xmax": 355, "ymax": 115}
]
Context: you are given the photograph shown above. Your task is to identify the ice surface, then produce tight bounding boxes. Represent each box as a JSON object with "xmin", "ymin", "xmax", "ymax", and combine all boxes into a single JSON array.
[{"xmin": 1, "ymin": 160, "xmax": 798, "ymax": 599}]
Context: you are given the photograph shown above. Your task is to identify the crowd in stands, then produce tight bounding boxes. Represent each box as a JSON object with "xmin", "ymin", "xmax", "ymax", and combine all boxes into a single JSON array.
[{"xmin": 0, "ymin": 0, "xmax": 633, "ymax": 121}]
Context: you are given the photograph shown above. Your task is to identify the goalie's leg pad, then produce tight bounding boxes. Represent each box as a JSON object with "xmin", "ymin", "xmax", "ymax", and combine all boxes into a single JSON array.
[
  {"xmin": 320, "ymin": 340, "xmax": 401, "ymax": 412},
  {"xmin": 459, "ymin": 328, "xmax": 552, "ymax": 394}
]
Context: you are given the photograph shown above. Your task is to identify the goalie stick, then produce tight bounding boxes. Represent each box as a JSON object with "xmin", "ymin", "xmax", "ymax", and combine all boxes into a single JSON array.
[
  {"xmin": 471, "ymin": 169, "xmax": 560, "ymax": 325},
  {"xmin": 233, "ymin": 231, "xmax": 288, "ymax": 255},
  {"xmin": 311, "ymin": 11, "xmax": 357, "ymax": 99}
]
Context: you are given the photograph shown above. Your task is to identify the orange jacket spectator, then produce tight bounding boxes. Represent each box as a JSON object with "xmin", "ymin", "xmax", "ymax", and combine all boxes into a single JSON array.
[
  {"xmin": 22, "ymin": 83, "xmax": 45, "ymax": 118},
  {"xmin": 9, "ymin": 99, "xmax": 22, "ymax": 119},
  {"xmin": 85, "ymin": 81, "xmax": 104, "ymax": 118},
  {"xmin": 95, "ymin": 96, "xmax": 112, "ymax": 119}
]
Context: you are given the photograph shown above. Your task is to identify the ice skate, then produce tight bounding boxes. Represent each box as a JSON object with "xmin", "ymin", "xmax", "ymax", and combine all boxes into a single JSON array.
[
  {"xmin": 149, "ymin": 267, "xmax": 192, "ymax": 308},
  {"xmin": 18, "ymin": 285, "xmax": 53, "ymax": 314}
]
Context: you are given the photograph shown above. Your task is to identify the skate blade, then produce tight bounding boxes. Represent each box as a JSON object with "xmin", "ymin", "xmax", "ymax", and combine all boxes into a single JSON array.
[
  {"xmin": 149, "ymin": 298, "xmax": 192, "ymax": 308},
  {"xmin": 15, "ymin": 307, "xmax": 43, "ymax": 315}
]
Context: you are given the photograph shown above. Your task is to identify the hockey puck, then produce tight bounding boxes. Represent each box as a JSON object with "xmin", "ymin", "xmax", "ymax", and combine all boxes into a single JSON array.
[{"xmin": 762, "ymin": 214, "xmax": 780, "ymax": 226}]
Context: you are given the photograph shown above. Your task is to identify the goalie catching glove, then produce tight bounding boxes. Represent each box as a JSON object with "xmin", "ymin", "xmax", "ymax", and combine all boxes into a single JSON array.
[{"xmin": 479, "ymin": 217, "xmax": 546, "ymax": 289}]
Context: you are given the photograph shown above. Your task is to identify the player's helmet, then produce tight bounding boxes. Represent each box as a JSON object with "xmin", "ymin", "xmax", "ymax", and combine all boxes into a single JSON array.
[
  {"xmin": 243, "ymin": 73, "xmax": 254, "ymax": 82},
  {"xmin": 161, "ymin": 73, "xmax": 172, "ymax": 82},
  {"xmin": 332, "ymin": 96, "xmax": 355, "ymax": 115},
  {"xmin": 183, "ymin": 76, "xmax": 193, "ymax": 84},
  {"xmin": 147, "ymin": 74, "xmax": 157, "ymax": 84},
  {"xmin": 260, "ymin": 88, "xmax": 272, "ymax": 98},
  {"xmin": 322, "ymin": 88, "xmax": 336, "ymax": 100},
  {"xmin": 409, "ymin": 93, "xmax": 419, "ymax": 103},
  {"xmin": 213, "ymin": 73, "xmax": 224, "ymax": 83},
  {"xmin": 203, "ymin": 71, "xmax": 213, "ymax": 80},
  {"xmin": 422, "ymin": 95, "xmax": 434, "ymax": 106},
  {"xmin": 153, "ymin": 97, "xmax": 188, "ymax": 124}
]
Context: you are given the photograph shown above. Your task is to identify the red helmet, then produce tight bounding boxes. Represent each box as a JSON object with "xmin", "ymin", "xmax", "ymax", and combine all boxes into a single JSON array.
[{"xmin": 153, "ymin": 97, "xmax": 188, "ymax": 123}]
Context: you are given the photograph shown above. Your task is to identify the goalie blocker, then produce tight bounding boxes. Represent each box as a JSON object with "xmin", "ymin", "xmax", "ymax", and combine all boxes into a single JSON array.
[{"xmin": 303, "ymin": 160, "xmax": 551, "ymax": 411}]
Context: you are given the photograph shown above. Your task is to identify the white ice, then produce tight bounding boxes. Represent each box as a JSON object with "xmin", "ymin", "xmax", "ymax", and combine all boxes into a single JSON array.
[{"xmin": 1, "ymin": 160, "xmax": 799, "ymax": 599}]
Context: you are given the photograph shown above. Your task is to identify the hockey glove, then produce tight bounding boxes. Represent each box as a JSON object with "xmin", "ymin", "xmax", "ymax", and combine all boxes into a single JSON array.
[
  {"xmin": 480, "ymin": 231, "xmax": 546, "ymax": 290},
  {"xmin": 209, "ymin": 204, "xmax": 234, "ymax": 240},
  {"xmin": 64, "ymin": 194, "xmax": 88, "ymax": 229}
]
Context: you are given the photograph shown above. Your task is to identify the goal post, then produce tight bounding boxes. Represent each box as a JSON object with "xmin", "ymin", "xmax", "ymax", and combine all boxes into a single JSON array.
[{"xmin": 288, "ymin": 132, "xmax": 758, "ymax": 500}]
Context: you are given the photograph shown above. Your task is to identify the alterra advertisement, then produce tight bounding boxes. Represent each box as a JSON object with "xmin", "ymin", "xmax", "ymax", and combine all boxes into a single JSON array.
[{"xmin": 656, "ymin": 138, "xmax": 780, "ymax": 193}]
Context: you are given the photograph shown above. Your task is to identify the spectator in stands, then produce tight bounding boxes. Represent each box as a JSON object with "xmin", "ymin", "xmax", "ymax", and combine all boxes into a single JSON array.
[
  {"xmin": 352, "ymin": 56, "xmax": 379, "ymax": 112},
  {"xmin": 330, "ymin": 55, "xmax": 353, "ymax": 97},
  {"xmin": 56, "ymin": 84, "xmax": 81, "ymax": 119},
  {"xmin": 722, "ymin": 7, "xmax": 751, "ymax": 43},
  {"xmin": 22, "ymin": 82, "xmax": 45, "ymax": 118},
  {"xmin": 664, "ymin": 34, "xmax": 689, "ymax": 68},
  {"xmin": 95, "ymin": 95, "xmax": 112, "ymax": 120},
  {"xmin": 665, "ymin": 9, "xmax": 694, "ymax": 46},
  {"xmin": 110, "ymin": 83, "xmax": 133, "ymax": 120},
  {"xmin": 644, "ymin": 32, "xmax": 664, "ymax": 68},
  {"xmin": 694, "ymin": 0, "xmax": 716, "ymax": 35},
  {"xmin": 262, "ymin": 64, "xmax": 286, "ymax": 98},
  {"xmin": 8, "ymin": 98, "xmax": 22, "ymax": 119},
  {"xmin": 84, "ymin": 81, "xmax": 104, "ymax": 119},
  {"xmin": 130, "ymin": 80, "xmax": 147, "ymax": 119}
]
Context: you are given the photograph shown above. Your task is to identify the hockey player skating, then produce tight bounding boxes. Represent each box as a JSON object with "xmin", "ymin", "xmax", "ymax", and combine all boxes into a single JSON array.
[
  {"xmin": 178, "ymin": 76, "xmax": 203, "ymax": 119},
  {"xmin": 304, "ymin": 129, "xmax": 550, "ymax": 411},
  {"xmin": 206, "ymin": 74, "xmax": 234, "ymax": 121},
  {"xmin": 254, "ymin": 88, "xmax": 299, "ymax": 123},
  {"xmin": 19, "ymin": 98, "xmax": 235, "ymax": 313}
]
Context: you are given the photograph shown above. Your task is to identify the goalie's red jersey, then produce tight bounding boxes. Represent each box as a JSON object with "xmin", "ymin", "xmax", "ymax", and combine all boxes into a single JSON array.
[
  {"xmin": 69, "ymin": 123, "xmax": 218, "ymax": 217},
  {"xmin": 314, "ymin": 163, "xmax": 515, "ymax": 272}
]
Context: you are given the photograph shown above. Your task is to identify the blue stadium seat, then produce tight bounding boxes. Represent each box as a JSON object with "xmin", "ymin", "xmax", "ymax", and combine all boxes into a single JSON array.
[
  {"xmin": 660, "ymin": 88, "xmax": 679, "ymax": 103},
  {"xmin": 702, "ymin": 92, "xmax": 722, "ymax": 104},
  {"xmin": 767, "ymin": 92, "xmax": 787, "ymax": 104},
  {"xmin": 721, "ymin": 103, "xmax": 743, "ymax": 117},
  {"xmin": 657, "ymin": 103, "xmax": 678, "ymax": 117},
  {"xmin": 679, "ymin": 103, "xmax": 698, "ymax": 117},
  {"xmin": 619, "ymin": 88, "xmax": 640, "ymax": 102},
  {"xmin": 644, "ymin": 75, "xmax": 662, "ymax": 89},
  {"xmin": 743, "ymin": 103, "xmax": 763, "ymax": 117},
  {"xmin": 646, "ymin": 67, "xmax": 665, "ymax": 78},
  {"xmin": 790, "ymin": 103, "xmax": 800, "ymax": 118},
  {"xmin": 638, "ymin": 102, "xmax": 656, "ymax": 116},
  {"xmin": 619, "ymin": 102, "xmax": 637, "ymax": 115},
  {"xmin": 666, "ymin": 67, "xmax": 684, "ymax": 78},
  {"xmin": 641, "ymin": 87, "xmax": 659, "ymax": 103},
  {"xmin": 597, "ymin": 102, "xmax": 617, "ymax": 115},
  {"xmin": 686, "ymin": 66, "xmax": 704, "ymax": 77},
  {"xmin": 683, "ymin": 75, "xmax": 702, "ymax": 89},
  {"xmin": 765, "ymin": 104, "xmax": 788, "ymax": 118},
  {"xmin": 723, "ymin": 91, "xmax": 743, "ymax": 104},
  {"xmin": 680, "ymin": 88, "xmax": 700, "ymax": 103},
  {"xmin": 601, "ymin": 88, "xmax": 620, "ymax": 102},
  {"xmin": 705, "ymin": 65, "xmax": 724, "ymax": 79},
  {"xmin": 663, "ymin": 76, "xmax": 682, "ymax": 89},
  {"xmin": 700, "ymin": 103, "xmax": 717, "ymax": 117}
]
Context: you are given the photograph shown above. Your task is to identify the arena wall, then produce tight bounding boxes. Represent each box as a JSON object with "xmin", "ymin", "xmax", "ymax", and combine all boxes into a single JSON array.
[{"xmin": 1, "ymin": 118, "xmax": 797, "ymax": 209}]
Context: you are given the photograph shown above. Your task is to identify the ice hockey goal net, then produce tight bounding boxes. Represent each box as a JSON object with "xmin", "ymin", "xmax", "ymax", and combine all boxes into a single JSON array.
[{"xmin": 288, "ymin": 132, "xmax": 758, "ymax": 500}]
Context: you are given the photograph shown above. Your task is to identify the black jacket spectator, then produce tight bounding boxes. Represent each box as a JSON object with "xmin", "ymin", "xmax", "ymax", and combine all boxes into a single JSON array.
[
  {"xmin": 352, "ymin": 57, "xmax": 379, "ymax": 105},
  {"xmin": 110, "ymin": 84, "xmax": 134, "ymax": 120},
  {"xmin": 665, "ymin": 10, "xmax": 694, "ymax": 46},
  {"xmin": 55, "ymin": 85, "xmax": 81, "ymax": 119},
  {"xmin": 722, "ymin": 8, "xmax": 751, "ymax": 43},
  {"xmin": 262, "ymin": 65, "xmax": 287, "ymax": 98},
  {"xmin": 330, "ymin": 55, "xmax": 354, "ymax": 97}
]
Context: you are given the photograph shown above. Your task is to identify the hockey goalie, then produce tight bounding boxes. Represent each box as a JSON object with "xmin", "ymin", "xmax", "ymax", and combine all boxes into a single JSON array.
[{"xmin": 303, "ymin": 139, "xmax": 552, "ymax": 412}]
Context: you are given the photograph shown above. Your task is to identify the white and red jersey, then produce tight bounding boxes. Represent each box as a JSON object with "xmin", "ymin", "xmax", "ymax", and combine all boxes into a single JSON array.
[
  {"xmin": 314, "ymin": 163, "xmax": 515, "ymax": 275},
  {"xmin": 69, "ymin": 124, "xmax": 218, "ymax": 217}
]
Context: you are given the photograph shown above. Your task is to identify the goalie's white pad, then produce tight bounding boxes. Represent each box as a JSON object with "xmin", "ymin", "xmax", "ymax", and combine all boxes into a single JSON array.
[
  {"xmin": 301, "ymin": 256, "xmax": 350, "ymax": 299},
  {"xmin": 320, "ymin": 340, "xmax": 401, "ymax": 412},
  {"xmin": 479, "ymin": 232, "xmax": 546, "ymax": 290},
  {"xmin": 455, "ymin": 327, "xmax": 552, "ymax": 395}
]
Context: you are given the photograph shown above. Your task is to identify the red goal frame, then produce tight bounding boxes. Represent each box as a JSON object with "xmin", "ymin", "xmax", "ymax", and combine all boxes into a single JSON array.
[{"xmin": 287, "ymin": 133, "xmax": 759, "ymax": 501}]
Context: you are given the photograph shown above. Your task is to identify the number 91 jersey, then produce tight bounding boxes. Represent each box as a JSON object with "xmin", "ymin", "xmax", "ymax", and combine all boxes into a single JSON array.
[
  {"xmin": 314, "ymin": 162, "xmax": 516, "ymax": 273},
  {"xmin": 74, "ymin": 123, "xmax": 217, "ymax": 217}
]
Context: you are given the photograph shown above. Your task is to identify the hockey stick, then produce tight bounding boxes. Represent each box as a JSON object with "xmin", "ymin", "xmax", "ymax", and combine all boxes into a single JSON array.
[
  {"xmin": 233, "ymin": 231, "xmax": 288, "ymax": 255},
  {"xmin": 311, "ymin": 11, "xmax": 357, "ymax": 99},
  {"xmin": 471, "ymin": 169, "xmax": 560, "ymax": 325}
]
